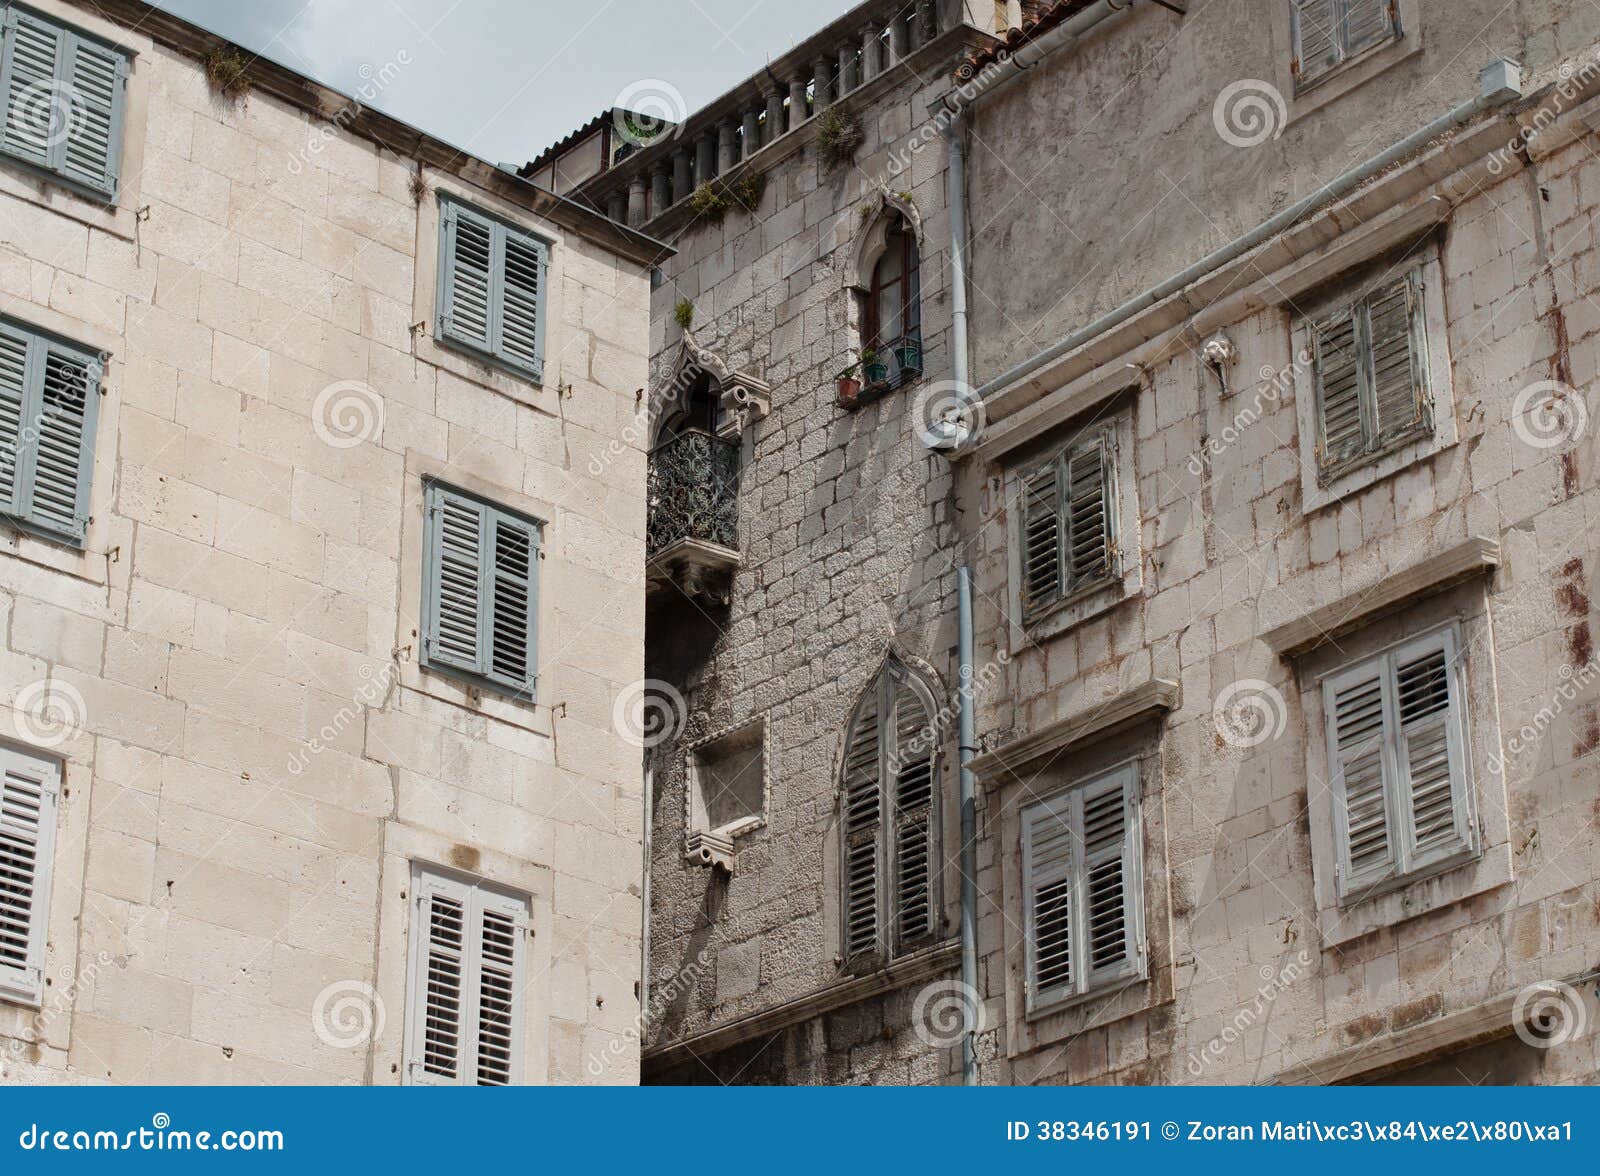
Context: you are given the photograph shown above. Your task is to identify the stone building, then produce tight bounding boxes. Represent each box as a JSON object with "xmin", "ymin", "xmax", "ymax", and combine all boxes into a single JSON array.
[
  {"xmin": 545, "ymin": 0, "xmax": 1600, "ymax": 1085},
  {"xmin": 0, "ymin": 0, "xmax": 657, "ymax": 1083}
]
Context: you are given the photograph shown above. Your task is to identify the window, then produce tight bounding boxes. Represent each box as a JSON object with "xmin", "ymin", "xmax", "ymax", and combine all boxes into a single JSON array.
[
  {"xmin": 862, "ymin": 212, "xmax": 921, "ymax": 386},
  {"xmin": 404, "ymin": 864, "xmax": 529, "ymax": 1085},
  {"xmin": 1292, "ymin": 0, "xmax": 1400, "ymax": 89},
  {"xmin": 420, "ymin": 481, "xmax": 541, "ymax": 698},
  {"xmin": 0, "ymin": 4, "xmax": 128, "ymax": 199},
  {"xmin": 1307, "ymin": 264, "xmax": 1428, "ymax": 481},
  {"xmin": 687, "ymin": 718, "xmax": 766, "ymax": 837},
  {"xmin": 0, "ymin": 744, "xmax": 61, "ymax": 1006},
  {"xmin": 1021, "ymin": 763, "xmax": 1143, "ymax": 1013},
  {"xmin": 0, "ymin": 318, "xmax": 102, "ymax": 546},
  {"xmin": 436, "ymin": 195, "xmax": 549, "ymax": 382},
  {"xmin": 1018, "ymin": 425, "xmax": 1115, "ymax": 621},
  {"xmin": 1323, "ymin": 624, "xmax": 1476, "ymax": 900},
  {"xmin": 840, "ymin": 658, "xmax": 939, "ymax": 967}
]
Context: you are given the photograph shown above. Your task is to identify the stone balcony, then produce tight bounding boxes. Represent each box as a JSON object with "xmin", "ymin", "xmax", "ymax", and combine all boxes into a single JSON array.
[{"xmin": 646, "ymin": 429, "xmax": 741, "ymax": 603}]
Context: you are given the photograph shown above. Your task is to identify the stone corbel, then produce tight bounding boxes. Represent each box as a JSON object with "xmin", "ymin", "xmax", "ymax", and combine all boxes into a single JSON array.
[
  {"xmin": 715, "ymin": 374, "xmax": 771, "ymax": 439},
  {"xmin": 685, "ymin": 828, "xmax": 734, "ymax": 874}
]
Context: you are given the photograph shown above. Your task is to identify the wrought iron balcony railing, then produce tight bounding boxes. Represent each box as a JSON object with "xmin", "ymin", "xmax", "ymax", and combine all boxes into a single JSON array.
[{"xmin": 647, "ymin": 429, "xmax": 740, "ymax": 557}]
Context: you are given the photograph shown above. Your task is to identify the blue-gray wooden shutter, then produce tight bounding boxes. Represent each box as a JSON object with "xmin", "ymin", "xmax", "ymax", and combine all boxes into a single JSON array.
[
  {"xmin": 0, "ymin": 745, "xmax": 61, "ymax": 1005},
  {"xmin": 423, "ymin": 483, "xmax": 489, "ymax": 677},
  {"xmin": 1293, "ymin": 0, "xmax": 1397, "ymax": 87},
  {"xmin": 1064, "ymin": 433, "xmax": 1111, "ymax": 591},
  {"xmin": 1365, "ymin": 270, "xmax": 1427, "ymax": 446},
  {"xmin": 1311, "ymin": 304, "xmax": 1365, "ymax": 470},
  {"xmin": 438, "ymin": 201, "xmax": 496, "ymax": 354},
  {"xmin": 483, "ymin": 508, "xmax": 538, "ymax": 694},
  {"xmin": 0, "ymin": 8, "xmax": 127, "ymax": 198},
  {"xmin": 0, "ymin": 321, "xmax": 29, "ymax": 517},
  {"xmin": 1079, "ymin": 768, "xmax": 1140, "ymax": 988},
  {"xmin": 889, "ymin": 666, "xmax": 936, "ymax": 950},
  {"xmin": 1022, "ymin": 793, "xmax": 1075, "ymax": 1010},
  {"xmin": 24, "ymin": 337, "xmax": 100, "ymax": 543},
  {"xmin": 1342, "ymin": 0, "xmax": 1399, "ymax": 58},
  {"xmin": 497, "ymin": 227, "xmax": 547, "ymax": 382},
  {"xmin": 1020, "ymin": 458, "xmax": 1061, "ymax": 617},
  {"xmin": 1324, "ymin": 657, "xmax": 1398, "ymax": 897},
  {"xmin": 840, "ymin": 679, "xmax": 882, "ymax": 963},
  {"xmin": 1392, "ymin": 628, "xmax": 1473, "ymax": 871}
]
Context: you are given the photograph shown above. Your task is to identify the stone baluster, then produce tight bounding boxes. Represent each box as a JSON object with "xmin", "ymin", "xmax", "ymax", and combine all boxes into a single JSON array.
[
  {"xmin": 672, "ymin": 148, "xmax": 692, "ymax": 204},
  {"xmin": 717, "ymin": 121, "xmax": 738, "ymax": 173},
  {"xmin": 606, "ymin": 189, "xmax": 627, "ymax": 224},
  {"xmin": 838, "ymin": 41, "xmax": 858, "ymax": 95},
  {"xmin": 765, "ymin": 89, "xmax": 786, "ymax": 139},
  {"xmin": 920, "ymin": 1, "xmax": 939, "ymax": 42},
  {"xmin": 861, "ymin": 24, "xmax": 881, "ymax": 82},
  {"xmin": 741, "ymin": 106, "xmax": 762, "ymax": 158},
  {"xmin": 650, "ymin": 163, "xmax": 670, "ymax": 213},
  {"xmin": 695, "ymin": 132, "xmax": 717, "ymax": 184},
  {"xmin": 814, "ymin": 55, "xmax": 835, "ymax": 107},
  {"xmin": 889, "ymin": 12, "xmax": 910, "ymax": 63},
  {"xmin": 788, "ymin": 76, "xmax": 810, "ymax": 126},
  {"xmin": 626, "ymin": 175, "xmax": 647, "ymax": 226}
]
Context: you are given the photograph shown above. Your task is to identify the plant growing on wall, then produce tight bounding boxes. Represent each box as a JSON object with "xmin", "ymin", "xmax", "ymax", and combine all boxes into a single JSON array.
[
  {"xmin": 732, "ymin": 172, "xmax": 765, "ymax": 213},
  {"xmin": 688, "ymin": 182, "xmax": 731, "ymax": 225},
  {"xmin": 816, "ymin": 110, "xmax": 862, "ymax": 170},
  {"xmin": 674, "ymin": 299, "xmax": 695, "ymax": 330},
  {"xmin": 202, "ymin": 44, "xmax": 251, "ymax": 102}
]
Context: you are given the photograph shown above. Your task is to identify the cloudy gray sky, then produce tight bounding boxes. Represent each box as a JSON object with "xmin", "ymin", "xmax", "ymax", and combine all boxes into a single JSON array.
[{"xmin": 149, "ymin": 0, "xmax": 862, "ymax": 167}]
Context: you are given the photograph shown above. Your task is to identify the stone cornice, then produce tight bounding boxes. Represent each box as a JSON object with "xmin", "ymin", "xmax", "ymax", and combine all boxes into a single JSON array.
[
  {"xmin": 1263, "ymin": 536, "xmax": 1501, "ymax": 658},
  {"xmin": 967, "ymin": 679, "xmax": 1179, "ymax": 788}
]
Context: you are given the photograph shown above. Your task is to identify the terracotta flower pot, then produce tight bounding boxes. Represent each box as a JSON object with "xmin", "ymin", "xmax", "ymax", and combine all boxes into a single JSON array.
[{"xmin": 837, "ymin": 375, "xmax": 861, "ymax": 408}]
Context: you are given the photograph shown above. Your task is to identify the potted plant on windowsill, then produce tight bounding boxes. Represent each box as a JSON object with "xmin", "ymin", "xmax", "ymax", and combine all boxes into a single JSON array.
[
  {"xmin": 893, "ymin": 337, "xmax": 922, "ymax": 377},
  {"xmin": 862, "ymin": 347, "xmax": 889, "ymax": 387},
  {"xmin": 836, "ymin": 363, "xmax": 862, "ymax": 408}
]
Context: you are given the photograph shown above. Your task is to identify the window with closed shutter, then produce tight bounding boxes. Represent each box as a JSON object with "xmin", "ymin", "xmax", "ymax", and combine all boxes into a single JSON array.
[
  {"xmin": 0, "ymin": 317, "xmax": 101, "ymax": 546},
  {"xmin": 840, "ymin": 658, "xmax": 941, "ymax": 968},
  {"xmin": 1018, "ymin": 426, "xmax": 1116, "ymax": 621},
  {"xmin": 420, "ymin": 480, "xmax": 541, "ymax": 699},
  {"xmin": 436, "ymin": 196, "xmax": 550, "ymax": 383},
  {"xmin": 1322, "ymin": 624, "xmax": 1475, "ymax": 901},
  {"xmin": 405, "ymin": 864, "xmax": 530, "ymax": 1086},
  {"xmin": 1021, "ymin": 763, "xmax": 1143, "ymax": 1012},
  {"xmin": 1292, "ymin": 0, "xmax": 1401, "ymax": 89},
  {"xmin": 0, "ymin": 744, "xmax": 61, "ymax": 1006},
  {"xmin": 0, "ymin": 5, "xmax": 128, "ymax": 199},
  {"xmin": 1308, "ymin": 266, "xmax": 1428, "ymax": 481}
]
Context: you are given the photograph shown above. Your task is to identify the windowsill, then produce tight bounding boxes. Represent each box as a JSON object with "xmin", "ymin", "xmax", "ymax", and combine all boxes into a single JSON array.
[
  {"xmin": 1011, "ymin": 569, "xmax": 1136, "ymax": 655},
  {"xmin": 0, "ymin": 981, "xmax": 42, "ymax": 1011},
  {"xmin": 1319, "ymin": 842, "xmax": 1512, "ymax": 949},
  {"xmin": 0, "ymin": 522, "xmax": 110, "ymax": 586},
  {"xmin": 1284, "ymin": 5, "xmax": 1422, "ymax": 128},
  {"xmin": 1026, "ymin": 968, "xmax": 1148, "ymax": 1023},
  {"xmin": 398, "ymin": 664, "xmax": 553, "ymax": 739}
]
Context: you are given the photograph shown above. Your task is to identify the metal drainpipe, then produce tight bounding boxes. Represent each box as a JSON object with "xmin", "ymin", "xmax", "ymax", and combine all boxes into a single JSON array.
[
  {"xmin": 975, "ymin": 57, "xmax": 1525, "ymax": 401},
  {"xmin": 640, "ymin": 760, "xmax": 652, "ymax": 1062}
]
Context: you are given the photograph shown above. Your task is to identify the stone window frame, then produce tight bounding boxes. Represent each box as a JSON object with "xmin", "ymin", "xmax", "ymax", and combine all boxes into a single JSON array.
[
  {"xmin": 1289, "ymin": 242, "xmax": 1456, "ymax": 514},
  {"xmin": 1293, "ymin": 578, "xmax": 1513, "ymax": 948},
  {"xmin": 1002, "ymin": 397, "xmax": 1142, "ymax": 654},
  {"xmin": 682, "ymin": 713, "xmax": 770, "ymax": 845},
  {"xmin": 1273, "ymin": 0, "xmax": 1423, "ymax": 128},
  {"xmin": 845, "ymin": 192, "xmax": 925, "ymax": 401}
]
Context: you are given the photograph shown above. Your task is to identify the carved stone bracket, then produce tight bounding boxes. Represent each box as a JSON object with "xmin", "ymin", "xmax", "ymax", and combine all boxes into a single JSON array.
[{"xmin": 676, "ymin": 329, "xmax": 771, "ymax": 439}]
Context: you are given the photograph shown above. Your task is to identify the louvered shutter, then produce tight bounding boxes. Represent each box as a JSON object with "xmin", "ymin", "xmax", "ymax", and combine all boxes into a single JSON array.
[
  {"xmin": 841, "ymin": 682, "xmax": 882, "ymax": 963},
  {"xmin": 1080, "ymin": 770, "xmax": 1138, "ymax": 986},
  {"xmin": 1312, "ymin": 305, "xmax": 1365, "ymax": 469},
  {"xmin": 889, "ymin": 669, "xmax": 936, "ymax": 950},
  {"xmin": 1065, "ymin": 435, "xmax": 1111, "ymax": 590},
  {"xmin": 438, "ymin": 201, "xmax": 496, "ymax": 354},
  {"xmin": 1326, "ymin": 661, "xmax": 1397, "ymax": 895},
  {"xmin": 423, "ymin": 483, "xmax": 487, "ymax": 676},
  {"xmin": 1292, "ymin": 0, "xmax": 1340, "ymax": 83},
  {"xmin": 484, "ymin": 510, "xmax": 538, "ymax": 694},
  {"xmin": 1365, "ymin": 272, "xmax": 1425, "ymax": 445},
  {"xmin": 58, "ymin": 31, "xmax": 125, "ymax": 198},
  {"xmin": 497, "ymin": 229, "xmax": 547, "ymax": 381},
  {"xmin": 1342, "ymin": 0, "xmax": 1399, "ymax": 57},
  {"xmin": 23, "ymin": 338, "xmax": 99, "ymax": 543},
  {"xmin": 1392, "ymin": 631, "xmax": 1472, "ymax": 868},
  {"xmin": 410, "ymin": 871, "xmax": 471, "ymax": 1085},
  {"xmin": 471, "ymin": 889, "xmax": 527, "ymax": 1086},
  {"xmin": 0, "ymin": 747, "xmax": 61, "ymax": 1004},
  {"xmin": 1022, "ymin": 796, "xmax": 1074, "ymax": 1009},
  {"xmin": 0, "ymin": 7, "xmax": 61, "ymax": 169},
  {"xmin": 1020, "ymin": 459, "xmax": 1061, "ymax": 616},
  {"xmin": 0, "ymin": 322, "xmax": 29, "ymax": 515}
]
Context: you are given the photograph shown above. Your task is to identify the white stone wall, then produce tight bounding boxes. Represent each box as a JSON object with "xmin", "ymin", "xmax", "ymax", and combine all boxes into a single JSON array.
[{"xmin": 0, "ymin": 0, "xmax": 649, "ymax": 1085}]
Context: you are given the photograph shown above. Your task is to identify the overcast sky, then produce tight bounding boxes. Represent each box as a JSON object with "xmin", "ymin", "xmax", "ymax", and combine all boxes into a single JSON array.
[{"xmin": 149, "ymin": 0, "xmax": 863, "ymax": 168}]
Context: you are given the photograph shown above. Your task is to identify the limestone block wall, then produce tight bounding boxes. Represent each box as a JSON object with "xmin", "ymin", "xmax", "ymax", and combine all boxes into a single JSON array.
[{"xmin": 0, "ymin": 0, "xmax": 650, "ymax": 1085}]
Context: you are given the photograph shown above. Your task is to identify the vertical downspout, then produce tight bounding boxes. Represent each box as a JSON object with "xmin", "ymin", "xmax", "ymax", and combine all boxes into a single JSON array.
[
  {"xmin": 640, "ymin": 760, "xmax": 652, "ymax": 1071},
  {"xmin": 944, "ymin": 106, "xmax": 978, "ymax": 1087}
]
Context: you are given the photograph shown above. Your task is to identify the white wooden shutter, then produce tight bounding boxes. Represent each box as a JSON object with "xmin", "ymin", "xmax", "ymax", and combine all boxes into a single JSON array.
[
  {"xmin": 1312, "ymin": 305, "xmax": 1365, "ymax": 469},
  {"xmin": 484, "ymin": 510, "xmax": 538, "ymax": 694},
  {"xmin": 1342, "ymin": 0, "xmax": 1399, "ymax": 57},
  {"xmin": 0, "ymin": 7, "xmax": 63, "ymax": 169},
  {"xmin": 840, "ymin": 681, "xmax": 882, "ymax": 963},
  {"xmin": 1064, "ymin": 434, "xmax": 1111, "ymax": 591},
  {"xmin": 0, "ymin": 746, "xmax": 61, "ymax": 1005},
  {"xmin": 1020, "ymin": 458, "xmax": 1061, "ymax": 616},
  {"xmin": 889, "ymin": 668, "xmax": 936, "ymax": 950},
  {"xmin": 1294, "ymin": 0, "xmax": 1397, "ymax": 86},
  {"xmin": 58, "ymin": 31, "xmax": 126, "ymax": 198},
  {"xmin": 1325, "ymin": 659, "xmax": 1397, "ymax": 895},
  {"xmin": 407, "ymin": 865, "xmax": 529, "ymax": 1086},
  {"xmin": 1392, "ymin": 629, "xmax": 1473, "ymax": 869},
  {"xmin": 423, "ymin": 483, "xmax": 487, "ymax": 677},
  {"xmin": 438, "ymin": 201, "xmax": 496, "ymax": 354},
  {"xmin": 1080, "ymin": 768, "xmax": 1139, "ymax": 986},
  {"xmin": 1365, "ymin": 272, "xmax": 1426, "ymax": 445}
]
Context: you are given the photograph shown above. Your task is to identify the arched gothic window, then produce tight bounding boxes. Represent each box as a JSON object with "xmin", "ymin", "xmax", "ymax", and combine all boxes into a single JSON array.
[
  {"xmin": 863, "ymin": 213, "xmax": 921, "ymax": 363},
  {"xmin": 840, "ymin": 657, "xmax": 940, "ymax": 967}
]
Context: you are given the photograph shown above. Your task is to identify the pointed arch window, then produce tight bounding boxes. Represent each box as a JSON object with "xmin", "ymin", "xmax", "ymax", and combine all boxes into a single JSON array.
[
  {"xmin": 861, "ymin": 213, "xmax": 922, "ymax": 385},
  {"xmin": 840, "ymin": 657, "xmax": 940, "ymax": 969}
]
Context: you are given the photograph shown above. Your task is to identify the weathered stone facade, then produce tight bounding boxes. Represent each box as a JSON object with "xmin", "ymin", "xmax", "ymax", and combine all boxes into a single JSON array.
[{"xmin": 0, "ymin": 0, "xmax": 653, "ymax": 1084}]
